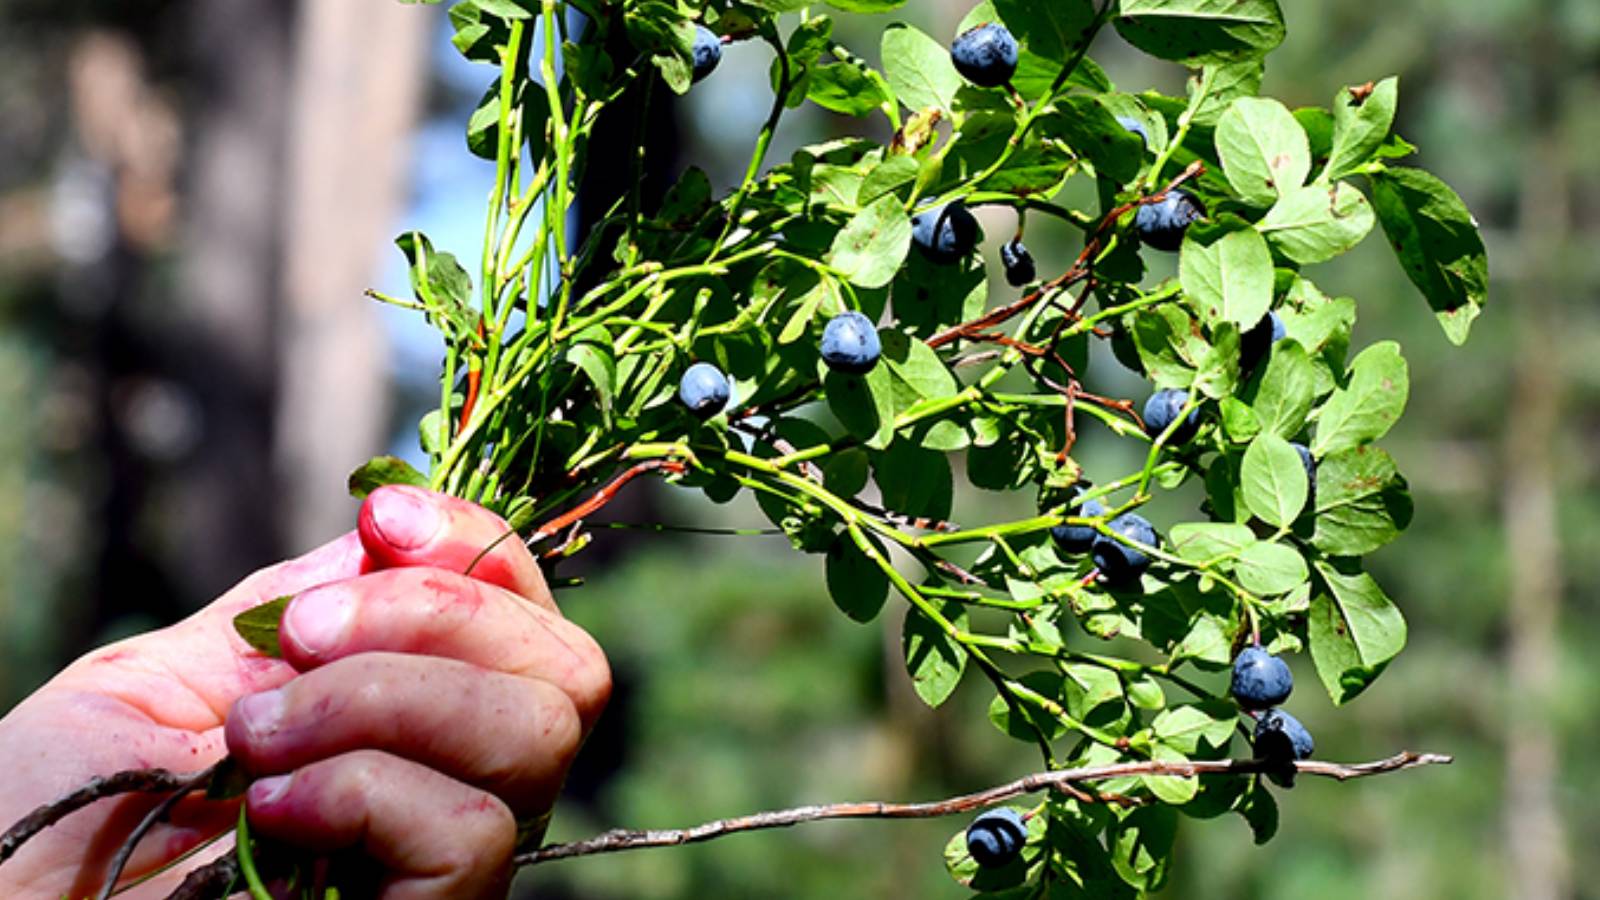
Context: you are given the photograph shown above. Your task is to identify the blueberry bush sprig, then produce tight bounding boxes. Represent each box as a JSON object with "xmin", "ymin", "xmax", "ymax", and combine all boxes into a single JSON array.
[{"xmin": 325, "ymin": 0, "xmax": 1484, "ymax": 894}]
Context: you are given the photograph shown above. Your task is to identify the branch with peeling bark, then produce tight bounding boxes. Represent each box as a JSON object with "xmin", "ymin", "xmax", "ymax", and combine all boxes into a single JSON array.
[
  {"xmin": 516, "ymin": 751, "xmax": 1451, "ymax": 866},
  {"xmin": 0, "ymin": 750, "xmax": 1449, "ymax": 897}
]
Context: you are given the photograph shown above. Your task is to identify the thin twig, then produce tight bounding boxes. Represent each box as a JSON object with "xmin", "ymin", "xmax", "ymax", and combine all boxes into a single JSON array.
[
  {"xmin": 517, "ymin": 751, "xmax": 1451, "ymax": 865},
  {"xmin": 95, "ymin": 767, "xmax": 215, "ymax": 900},
  {"xmin": 0, "ymin": 768, "xmax": 211, "ymax": 867},
  {"xmin": 529, "ymin": 458, "xmax": 686, "ymax": 542}
]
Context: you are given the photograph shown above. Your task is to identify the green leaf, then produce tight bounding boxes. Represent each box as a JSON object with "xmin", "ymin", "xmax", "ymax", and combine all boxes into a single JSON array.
[
  {"xmin": 1312, "ymin": 445, "xmax": 1413, "ymax": 555},
  {"xmin": 1235, "ymin": 541, "xmax": 1309, "ymax": 595},
  {"xmin": 1369, "ymin": 166, "xmax": 1489, "ymax": 345},
  {"xmin": 1215, "ymin": 97, "xmax": 1310, "ymax": 208},
  {"xmin": 623, "ymin": 2, "xmax": 696, "ymax": 94},
  {"xmin": 904, "ymin": 600, "xmax": 968, "ymax": 707},
  {"xmin": 1312, "ymin": 341, "xmax": 1408, "ymax": 456},
  {"xmin": 1114, "ymin": 0, "xmax": 1285, "ymax": 67},
  {"xmin": 874, "ymin": 439, "xmax": 953, "ymax": 521},
  {"xmin": 1237, "ymin": 780, "xmax": 1279, "ymax": 844},
  {"xmin": 827, "ymin": 194, "xmax": 912, "ymax": 288},
  {"xmin": 1324, "ymin": 77, "xmax": 1398, "ymax": 182},
  {"xmin": 1144, "ymin": 745, "xmax": 1199, "ymax": 804},
  {"xmin": 881, "ymin": 23, "xmax": 962, "ymax": 113},
  {"xmin": 1247, "ymin": 339, "xmax": 1317, "ymax": 438},
  {"xmin": 858, "ymin": 154, "xmax": 920, "ymax": 206},
  {"xmin": 822, "ymin": 447, "xmax": 871, "ymax": 497},
  {"xmin": 973, "ymin": 142, "xmax": 1075, "ymax": 196},
  {"xmin": 988, "ymin": 671, "xmax": 1069, "ymax": 742},
  {"xmin": 809, "ymin": 58, "xmax": 894, "ymax": 118},
  {"xmin": 394, "ymin": 232, "xmax": 475, "ymax": 339},
  {"xmin": 825, "ymin": 0, "xmax": 906, "ymax": 11},
  {"xmin": 473, "ymin": 0, "xmax": 532, "ymax": 18},
  {"xmin": 1257, "ymin": 182, "xmax": 1375, "ymax": 264},
  {"xmin": 1169, "ymin": 522, "xmax": 1255, "ymax": 564},
  {"xmin": 233, "ymin": 596, "xmax": 290, "ymax": 659},
  {"xmin": 1241, "ymin": 433, "xmax": 1308, "ymax": 527},
  {"xmin": 1109, "ymin": 805, "xmax": 1178, "ymax": 892},
  {"xmin": 826, "ymin": 530, "xmax": 890, "ymax": 622},
  {"xmin": 1309, "ymin": 559, "xmax": 1407, "ymax": 705},
  {"xmin": 1179, "ymin": 224, "xmax": 1274, "ymax": 330},
  {"xmin": 992, "ymin": 0, "xmax": 1098, "ymax": 63},
  {"xmin": 825, "ymin": 363, "xmax": 896, "ymax": 448},
  {"xmin": 347, "ymin": 455, "xmax": 428, "ymax": 499},
  {"xmin": 566, "ymin": 328, "xmax": 617, "ymax": 422},
  {"xmin": 1036, "ymin": 96, "xmax": 1144, "ymax": 187},
  {"xmin": 1152, "ymin": 701, "xmax": 1238, "ymax": 755}
]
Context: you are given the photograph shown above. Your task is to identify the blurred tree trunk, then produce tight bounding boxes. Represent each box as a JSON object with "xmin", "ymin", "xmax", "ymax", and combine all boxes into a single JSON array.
[
  {"xmin": 172, "ymin": 0, "xmax": 295, "ymax": 600},
  {"xmin": 273, "ymin": 2, "xmax": 427, "ymax": 549},
  {"xmin": 1500, "ymin": 48, "xmax": 1572, "ymax": 900}
]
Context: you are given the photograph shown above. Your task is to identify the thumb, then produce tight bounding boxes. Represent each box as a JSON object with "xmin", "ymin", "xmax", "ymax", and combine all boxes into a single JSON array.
[{"xmin": 358, "ymin": 485, "xmax": 552, "ymax": 610}]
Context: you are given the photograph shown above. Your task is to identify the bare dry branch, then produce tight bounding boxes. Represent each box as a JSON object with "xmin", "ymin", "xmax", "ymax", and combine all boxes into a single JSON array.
[
  {"xmin": 0, "ymin": 767, "xmax": 211, "ymax": 867},
  {"xmin": 517, "ymin": 751, "xmax": 1451, "ymax": 866}
]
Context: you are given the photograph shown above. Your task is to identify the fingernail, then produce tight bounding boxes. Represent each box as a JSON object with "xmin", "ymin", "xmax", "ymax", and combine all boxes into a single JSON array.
[
  {"xmin": 285, "ymin": 586, "xmax": 355, "ymax": 655},
  {"xmin": 248, "ymin": 774, "xmax": 291, "ymax": 806},
  {"xmin": 370, "ymin": 486, "xmax": 442, "ymax": 550},
  {"xmin": 236, "ymin": 689, "xmax": 285, "ymax": 741}
]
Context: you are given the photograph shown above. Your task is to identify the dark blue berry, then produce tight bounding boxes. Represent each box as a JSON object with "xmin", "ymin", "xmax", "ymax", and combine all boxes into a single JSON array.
[
  {"xmin": 1143, "ymin": 388, "xmax": 1199, "ymax": 443},
  {"xmin": 1050, "ymin": 488, "xmax": 1105, "ymax": 554},
  {"xmin": 1092, "ymin": 513, "xmax": 1157, "ymax": 585},
  {"xmin": 1231, "ymin": 646, "xmax": 1293, "ymax": 710},
  {"xmin": 1292, "ymin": 441, "xmax": 1316, "ymax": 510},
  {"xmin": 691, "ymin": 25, "xmax": 723, "ymax": 83},
  {"xmin": 820, "ymin": 311, "xmax": 881, "ymax": 375},
  {"xmin": 1254, "ymin": 708, "xmax": 1315, "ymax": 788},
  {"xmin": 678, "ymin": 362, "xmax": 730, "ymax": 418},
  {"xmin": 965, "ymin": 808, "xmax": 1026, "ymax": 868},
  {"xmin": 1000, "ymin": 238, "xmax": 1036, "ymax": 287},
  {"xmin": 1133, "ymin": 189, "xmax": 1205, "ymax": 252},
  {"xmin": 1239, "ymin": 311, "xmax": 1286, "ymax": 375},
  {"xmin": 911, "ymin": 202, "xmax": 979, "ymax": 265},
  {"xmin": 1116, "ymin": 115, "xmax": 1151, "ymax": 148},
  {"xmin": 950, "ymin": 23, "xmax": 1018, "ymax": 88}
]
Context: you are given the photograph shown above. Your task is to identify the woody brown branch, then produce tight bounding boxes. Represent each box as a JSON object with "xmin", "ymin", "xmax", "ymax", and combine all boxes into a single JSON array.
[
  {"xmin": 516, "ymin": 751, "xmax": 1451, "ymax": 866},
  {"xmin": 0, "ymin": 768, "xmax": 209, "ymax": 866}
]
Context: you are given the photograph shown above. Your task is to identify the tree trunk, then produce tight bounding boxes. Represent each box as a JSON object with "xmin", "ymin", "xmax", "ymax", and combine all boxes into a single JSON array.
[{"xmin": 272, "ymin": 2, "xmax": 428, "ymax": 549}]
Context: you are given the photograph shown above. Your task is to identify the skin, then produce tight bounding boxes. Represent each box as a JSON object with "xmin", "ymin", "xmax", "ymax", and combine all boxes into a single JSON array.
[{"xmin": 0, "ymin": 486, "xmax": 610, "ymax": 899}]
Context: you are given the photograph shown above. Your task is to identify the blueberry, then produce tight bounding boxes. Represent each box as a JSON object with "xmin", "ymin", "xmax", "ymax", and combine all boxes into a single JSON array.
[
  {"xmin": 1253, "ymin": 708, "xmax": 1315, "ymax": 786},
  {"xmin": 1091, "ymin": 513, "xmax": 1157, "ymax": 585},
  {"xmin": 950, "ymin": 23, "xmax": 1018, "ymax": 88},
  {"xmin": 1116, "ymin": 115, "xmax": 1151, "ymax": 148},
  {"xmin": 1231, "ymin": 646, "xmax": 1293, "ymax": 710},
  {"xmin": 691, "ymin": 25, "xmax": 723, "ymax": 83},
  {"xmin": 820, "ymin": 311, "xmax": 881, "ymax": 375},
  {"xmin": 1050, "ymin": 488, "xmax": 1105, "ymax": 554},
  {"xmin": 1292, "ymin": 441, "xmax": 1316, "ymax": 509},
  {"xmin": 910, "ymin": 202, "xmax": 980, "ymax": 265},
  {"xmin": 1133, "ymin": 188, "xmax": 1205, "ymax": 252},
  {"xmin": 965, "ymin": 808, "xmax": 1026, "ymax": 868},
  {"xmin": 678, "ymin": 361, "xmax": 730, "ymax": 418},
  {"xmin": 1000, "ymin": 238, "xmax": 1036, "ymax": 287},
  {"xmin": 1143, "ymin": 388, "xmax": 1199, "ymax": 443},
  {"xmin": 1239, "ymin": 311, "xmax": 1286, "ymax": 375}
]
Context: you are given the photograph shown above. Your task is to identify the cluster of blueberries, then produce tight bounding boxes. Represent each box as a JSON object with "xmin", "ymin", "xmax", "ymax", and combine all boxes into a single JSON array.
[
  {"xmin": 1231, "ymin": 645, "xmax": 1316, "ymax": 784},
  {"xmin": 673, "ymin": 19, "xmax": 1210, "ymax": 422},
  {"xmin": 963, "ymin": 645, "xmax": 1315, "ymax": 870}
]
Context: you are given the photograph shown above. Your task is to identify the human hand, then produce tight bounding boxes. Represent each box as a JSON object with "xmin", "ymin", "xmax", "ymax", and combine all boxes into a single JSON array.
[{"xmin": 0, "ymin": 486, "xmax": 610, "ymax": 899}]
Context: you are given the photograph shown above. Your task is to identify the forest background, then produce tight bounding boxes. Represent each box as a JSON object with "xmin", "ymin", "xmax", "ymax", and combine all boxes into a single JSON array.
[{"xmin": 0, "ymin": 0, "xmax": 1596, "ymax": 898}]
